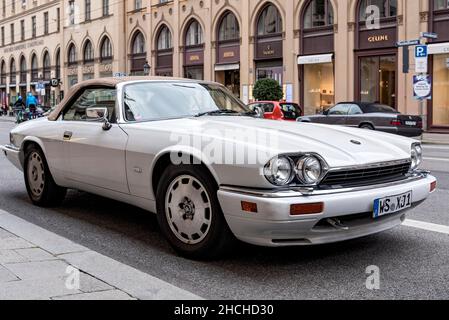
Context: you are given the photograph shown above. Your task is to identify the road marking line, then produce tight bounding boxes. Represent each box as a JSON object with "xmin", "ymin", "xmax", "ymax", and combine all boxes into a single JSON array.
[
  {"xmin": 403, "ymin": 219, "xmax": 449, "ymax": 235},
  {"xmin": 423, "ymin": 157, "xmax": 449, "ymax": 162}
]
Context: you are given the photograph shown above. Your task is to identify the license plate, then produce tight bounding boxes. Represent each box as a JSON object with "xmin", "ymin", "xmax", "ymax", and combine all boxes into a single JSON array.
[
  {"xmin": 405, "ymin": 121, "xmax": 417, "ymax": 126},
  {"xmin": 373, "ymin": 191, "xmax": 412, "ymax": 218}
]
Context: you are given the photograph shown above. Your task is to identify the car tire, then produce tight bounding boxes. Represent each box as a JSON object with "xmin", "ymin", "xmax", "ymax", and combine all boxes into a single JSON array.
[
  {"xmin": 360, "ymin": 124, "xmax": 374, "ymax": 130},
  {"xmin": 156, "ymin": 164, "xmax": 235, "ymax": 260},
  {"xmin": 24, "ymin": 144, "xmax": 67, "ymax": 207}
]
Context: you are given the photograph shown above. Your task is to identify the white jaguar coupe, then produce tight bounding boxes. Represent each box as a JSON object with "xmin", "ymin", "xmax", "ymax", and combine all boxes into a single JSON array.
[{"xmin": 1, "ymin": 77, "xmax": 437, "ymax": 259}]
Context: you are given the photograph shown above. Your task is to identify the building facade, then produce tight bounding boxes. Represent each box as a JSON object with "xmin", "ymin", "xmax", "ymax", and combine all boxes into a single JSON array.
[{"xmin": 0, "ymin": 0, "xmax": 448, "ymax": 132}]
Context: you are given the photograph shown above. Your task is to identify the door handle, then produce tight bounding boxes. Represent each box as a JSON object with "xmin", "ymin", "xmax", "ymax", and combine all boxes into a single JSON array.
[{"xmin": 63, "ymin": 131, "xmax": 73, "ymax": 141}]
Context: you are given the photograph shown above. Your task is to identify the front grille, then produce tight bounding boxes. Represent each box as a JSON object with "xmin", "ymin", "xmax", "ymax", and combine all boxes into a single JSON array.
[{"xmin": 320, "ymin": 160, "xmax": 411, "ymax": 188}]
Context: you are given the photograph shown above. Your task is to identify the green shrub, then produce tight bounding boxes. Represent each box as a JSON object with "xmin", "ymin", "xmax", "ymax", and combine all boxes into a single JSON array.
[{"xmin": 253, "ymin": 78, "xmax": 283, "ymax": 101}]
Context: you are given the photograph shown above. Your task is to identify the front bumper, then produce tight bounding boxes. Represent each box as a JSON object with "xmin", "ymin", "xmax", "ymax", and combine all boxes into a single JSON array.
[
  {"xmin": 218, "ymin": 173, "xmax": 436, "ymax": 247},
  {"xmin": 1, "ymin": 144, "xmax": 22, "ymax": 170}
]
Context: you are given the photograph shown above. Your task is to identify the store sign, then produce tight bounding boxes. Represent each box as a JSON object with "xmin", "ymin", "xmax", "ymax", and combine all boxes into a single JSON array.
[
  {"xmin": 189, "ymin": 55, "xmax": 200, "ymax": 62},
  {"xmin": 298, "ymin": 54, "xmax": 333, "ymax": 65},
  {"xmin": 428, "ymin": 43, "xmax": 449, "ymax": 54},
  {"xmin": 413, "ymin": 75, "xmax": 432, "ymax": 100},
  {"xmin": 368, "ymin": 35, "xmax": 389, "ymax": 43},
  {"xmin": 223, "ymin": 51, "xmax": 235, "ymax": 58},
  {"xmin": 263, "ymin": 45, "xmax": 275, "ymax": 56}
]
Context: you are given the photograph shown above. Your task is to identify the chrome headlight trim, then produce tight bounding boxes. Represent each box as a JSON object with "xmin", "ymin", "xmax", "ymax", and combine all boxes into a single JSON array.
[
  {"xmin": 263, "ymin": 156, "xmax": 295, "ymax": 186},
  {"xmin": 411, "ymin": 142, "xmax": 423, "ymax": 170},
  {"xmin": 295, "ymin": 154, "xmax": 328, "ymax": 186}
]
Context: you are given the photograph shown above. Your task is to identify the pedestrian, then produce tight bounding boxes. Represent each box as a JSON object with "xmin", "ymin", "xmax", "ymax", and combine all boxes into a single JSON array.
[
  {"xmin": 13, "ymin": 96, "xmax": 25, "ymax": 123},
  {"xmin": 26, "ymin": 92, "xmax": 38, "ymax": 120}
]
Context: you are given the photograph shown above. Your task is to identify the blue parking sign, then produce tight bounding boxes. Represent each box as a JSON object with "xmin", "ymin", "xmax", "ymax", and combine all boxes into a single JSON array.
[{"xmin": 415, "ymin": 45, "xmax": 428, "ymax": 58}]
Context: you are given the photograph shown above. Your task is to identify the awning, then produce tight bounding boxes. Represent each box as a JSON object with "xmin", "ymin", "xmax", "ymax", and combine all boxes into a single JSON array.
[
  {"xmin": 428, "ymin": 43, "xmax": 449, "ymax": 55},
  {"xmin": 297, "ymin": 53, "xmax": 333, "ymax": 65},
  {"xmin": 214, "ymin": 63, "xmax": 240, "ymax": 71}
]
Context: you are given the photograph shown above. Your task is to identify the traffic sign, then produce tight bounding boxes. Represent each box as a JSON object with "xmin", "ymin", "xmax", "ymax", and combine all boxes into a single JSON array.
[
  {"xmin": 421, "ymin": 32, "xmax": 438, "ymax": 40},
  {"xmin": 415, "ymin": 57, "xmax": 428, "ymax": 73},
  {"xmin": 114, "ymin": 72, "xmax": 128, "ymax": 78},
  {"xmin": 413, "ymin": 75, "xmax": 432, "ymax": 100},
  {"xmin": 396, "ymin": 39, "xmax": 420, "ymax": 47},
  {"xmin": 415, "ymin": 45, "xmax": 428, "ymax": 58}
]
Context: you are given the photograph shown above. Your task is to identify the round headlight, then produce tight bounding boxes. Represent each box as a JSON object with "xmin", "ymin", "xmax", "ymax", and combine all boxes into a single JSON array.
[
  {"xmin": 264, "ymin": 156, "xmax": 294, "ymax": 186},
  {"xmin": 411, "ymin": 144, "xmax": 423, "ymax": 170},
  {"xmin": 296, "ymin": 156, "xmax": 323, "ymax": 185}
]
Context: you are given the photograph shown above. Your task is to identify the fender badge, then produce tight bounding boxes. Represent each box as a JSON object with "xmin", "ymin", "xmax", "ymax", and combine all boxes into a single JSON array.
[{"xmin": 351, "ymin": 140, "xmax": 362, "ymax": 145}]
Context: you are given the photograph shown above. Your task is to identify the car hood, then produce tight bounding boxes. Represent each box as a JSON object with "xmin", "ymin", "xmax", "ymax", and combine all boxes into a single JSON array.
[{"xmin": 127, "ymin": 116, "xmax": 414, "ymax": 168}]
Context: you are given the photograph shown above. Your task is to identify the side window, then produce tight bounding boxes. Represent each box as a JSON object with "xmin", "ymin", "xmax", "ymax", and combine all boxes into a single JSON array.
[
  {"xmin": 249, "ymin": 103, "xmax": 259, "ymax": 112},
  {"xmin": 263, "ymin": 103, "xmax": 274, "ymax": 113},
  {"xmin": 63, "ymin": 87, "xmax": 117, "ymax": 122},
  {"xmin": 328, "ymin": 104, "xmax": 350, "ymax": 116},
  {"xmin": 348, "ymin": 104, "xmax": 363, "ymax": 115}
]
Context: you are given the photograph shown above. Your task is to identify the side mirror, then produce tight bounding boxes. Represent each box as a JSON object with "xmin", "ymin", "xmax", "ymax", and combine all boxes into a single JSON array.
[
  {"xmin": 323, "ymin": 109, "xmax": 329, "ymax": 116},
  {"xmin": 254, "ymin": 106, "xmax": 265, "ymax": 118},
  {"xmin": 86, "ymin": 107, "xmax": 112, "ymax": 131}
]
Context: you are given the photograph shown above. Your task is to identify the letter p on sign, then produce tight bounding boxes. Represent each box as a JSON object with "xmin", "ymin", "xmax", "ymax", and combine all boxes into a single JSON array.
[{"xmin": 415, "ymin": 45, "xmax": 428, "ymax": 58}]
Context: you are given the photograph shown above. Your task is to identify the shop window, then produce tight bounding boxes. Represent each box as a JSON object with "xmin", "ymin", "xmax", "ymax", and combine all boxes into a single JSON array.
[
  {"xmin": 432, "ymin": 53, "xmax": 449, "ymax": 126},
  {"xmin": 358, "ymin": 0, "xmax": 397, "ymax": 21},
  {"xmin": 303, "ymin": 62, "xmax": 335, "ymax": 114}
]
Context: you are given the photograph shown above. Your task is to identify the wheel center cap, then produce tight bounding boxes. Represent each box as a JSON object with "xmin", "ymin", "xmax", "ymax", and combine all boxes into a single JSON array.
[{"xmin": 180, "ymin": 198, "xmax": 195, "ymax": 220}]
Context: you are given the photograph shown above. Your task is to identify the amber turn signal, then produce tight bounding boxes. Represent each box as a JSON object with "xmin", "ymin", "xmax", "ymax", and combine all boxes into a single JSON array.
[
  {"xmin": 290, "ymin": 203, "xmax": 324, "ymax": 215},
  {"xmin": 241, "ymin": 201, "xmax": 258, "ymax": 213},
  {"xmin": 430, "ymin": 181, "xmax": 437, "ymax": 193}
]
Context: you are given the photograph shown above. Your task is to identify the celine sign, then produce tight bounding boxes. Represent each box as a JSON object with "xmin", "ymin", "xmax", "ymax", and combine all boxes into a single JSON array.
[{"xmin": 368, "ymin": 35, "xmax": 389, "ymax": 43}]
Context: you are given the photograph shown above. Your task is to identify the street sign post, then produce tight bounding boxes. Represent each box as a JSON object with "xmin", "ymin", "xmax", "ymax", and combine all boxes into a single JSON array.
[
  {"xmin": 396, "ymin": 39, "xmax": 420, "ymax": 47},
  {"xmin": 421, "ymin": 32, "xmax": 438, "ymax": 40},
  {"xmin": 415, "ymin": 45, "xmax": 428, "ymax": 73},
  {"xmin": 413, "ymin": 75, "xmax": 432, "ymax": 100}
]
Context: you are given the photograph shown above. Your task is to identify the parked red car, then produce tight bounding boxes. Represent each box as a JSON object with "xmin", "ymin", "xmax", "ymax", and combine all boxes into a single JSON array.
[{"xmin": 248, "ymin": 101, "xmax": 303, "ymax": 121}]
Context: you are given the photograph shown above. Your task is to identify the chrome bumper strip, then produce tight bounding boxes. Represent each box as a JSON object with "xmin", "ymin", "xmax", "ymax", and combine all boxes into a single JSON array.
[{"xmin": 220, "ymin": 171, "xmax": 430, "ymax": 198}]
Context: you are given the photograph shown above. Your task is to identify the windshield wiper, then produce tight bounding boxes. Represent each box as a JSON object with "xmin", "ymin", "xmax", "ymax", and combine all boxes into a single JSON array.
[{"xmin": 194, "ymin": 110, "xmax": 240, "ymax": 117}]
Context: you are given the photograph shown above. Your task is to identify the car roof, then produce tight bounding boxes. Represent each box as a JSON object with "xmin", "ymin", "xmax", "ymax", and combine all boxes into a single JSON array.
[{"xmin": 48, "ymin": 76, "xmax": 218, "ymax": 121}]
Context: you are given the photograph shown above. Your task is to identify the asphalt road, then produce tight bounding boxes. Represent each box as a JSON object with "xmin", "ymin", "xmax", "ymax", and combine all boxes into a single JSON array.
[{"xmin": 0, "ymin": 119, "xmax": 448, "ymax": 299}]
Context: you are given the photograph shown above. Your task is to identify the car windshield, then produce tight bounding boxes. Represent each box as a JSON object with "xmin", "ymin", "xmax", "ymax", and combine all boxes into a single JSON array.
[
  {"xmin": 363, "ymin": 104, "xmax": 399, "ymax": 114},
  {"xmin": 280, "ymin": 103, "xmax": 302, "ymax": 120},
  {"xmin": 123, "ymin": 82, "xmax": 251, "ymax": 122}
]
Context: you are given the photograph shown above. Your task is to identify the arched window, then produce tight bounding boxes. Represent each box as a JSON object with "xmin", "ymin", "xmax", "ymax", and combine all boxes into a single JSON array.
[
  {"xmin": 185, "ymin": 20, "xmax": 203, "ymax": 46},
  {"xmin": 100, "ymin": 37, "xmax": 113, "ymax": 61},
  {"xmin": 55, "ymin": 49, "xmax": 61, "ymax": 79},
  {"xmin": 10, "ymin": 59, "xmax": 16, "ymax": 84},
  {"xmin": 218, "ymin": 12, "xmax": 240, "ymax": 41},
  {"xmin": 0, "ymin": 61, "xmax": 6, "ymax": 84},
  {"xmin": 20, "ymin": 56, "xmax": 27, "ymax": 83},
  {"xmin": 43, "ymin": 52, "xmax": 51, "ymax": 80},
  {"xmin": 157, "ymin": 26, "xmax": 172, "ymax": 50},
  {"xmin": 83, "ymin": 40, "xmax": 94, "ymax": 63},
  {"xmin": 68, "ymin": 44, "xmax": 77, "ymax": 65},
  {"xmin": 130, "ymin": 31, "xmax": 146, "ymax": 75},
  {"xmin": 358, "ymin": 0, "xmax": 397, "ymax": 21},
  {"xmin": 257, "ymin": 4, "xmax": 282, "ymax": 36},
  {"xmin": 303, "ymin": 0, "xmax": 334, "ymax": 28},
  {"xmin": 31, "ymin": 54, "xmax": 38, "ymax": 81},
  {"xmin": 155, "ymin": 25, "xmax": 173, "ymax": 76},
  {"xmin": 132, "ymin": 31, "xmax": 146, "ymax": 54}
]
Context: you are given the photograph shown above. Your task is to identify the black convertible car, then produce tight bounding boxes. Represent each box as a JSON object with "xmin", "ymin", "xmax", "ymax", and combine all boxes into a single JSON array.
[{"xmin": 297, "ymin": 102, "xmax": 423, "ymax": 137}]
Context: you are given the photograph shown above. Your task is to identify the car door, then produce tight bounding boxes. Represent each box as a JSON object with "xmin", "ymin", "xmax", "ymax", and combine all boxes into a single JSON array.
[
  {"xmin": 262, "ymin": 103, "xmax": 275, "ymax": 120},
  {"xmin": 346, "ymin": 104, "xmax": 364, "ymax": 127},
  {"xmin": 323, "ymin": 104, "xmax": 351, "ymax": 125},
  {"xmin": 60, "ymin": 86, "xmax": 130, "ymax": 194}
]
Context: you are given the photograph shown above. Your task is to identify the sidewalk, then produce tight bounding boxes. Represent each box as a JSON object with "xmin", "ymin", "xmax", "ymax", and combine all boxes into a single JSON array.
[
  {"xmin": 0, "ymin": 209, "xmax": 201, "ymax": 300},
  {"xmin": 0, "ymin": 116, "xmax": 15, "ymax": 123},
  {"xmin": 421, "ymin": 133, "xmax": 449, "ymax": 145}
]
